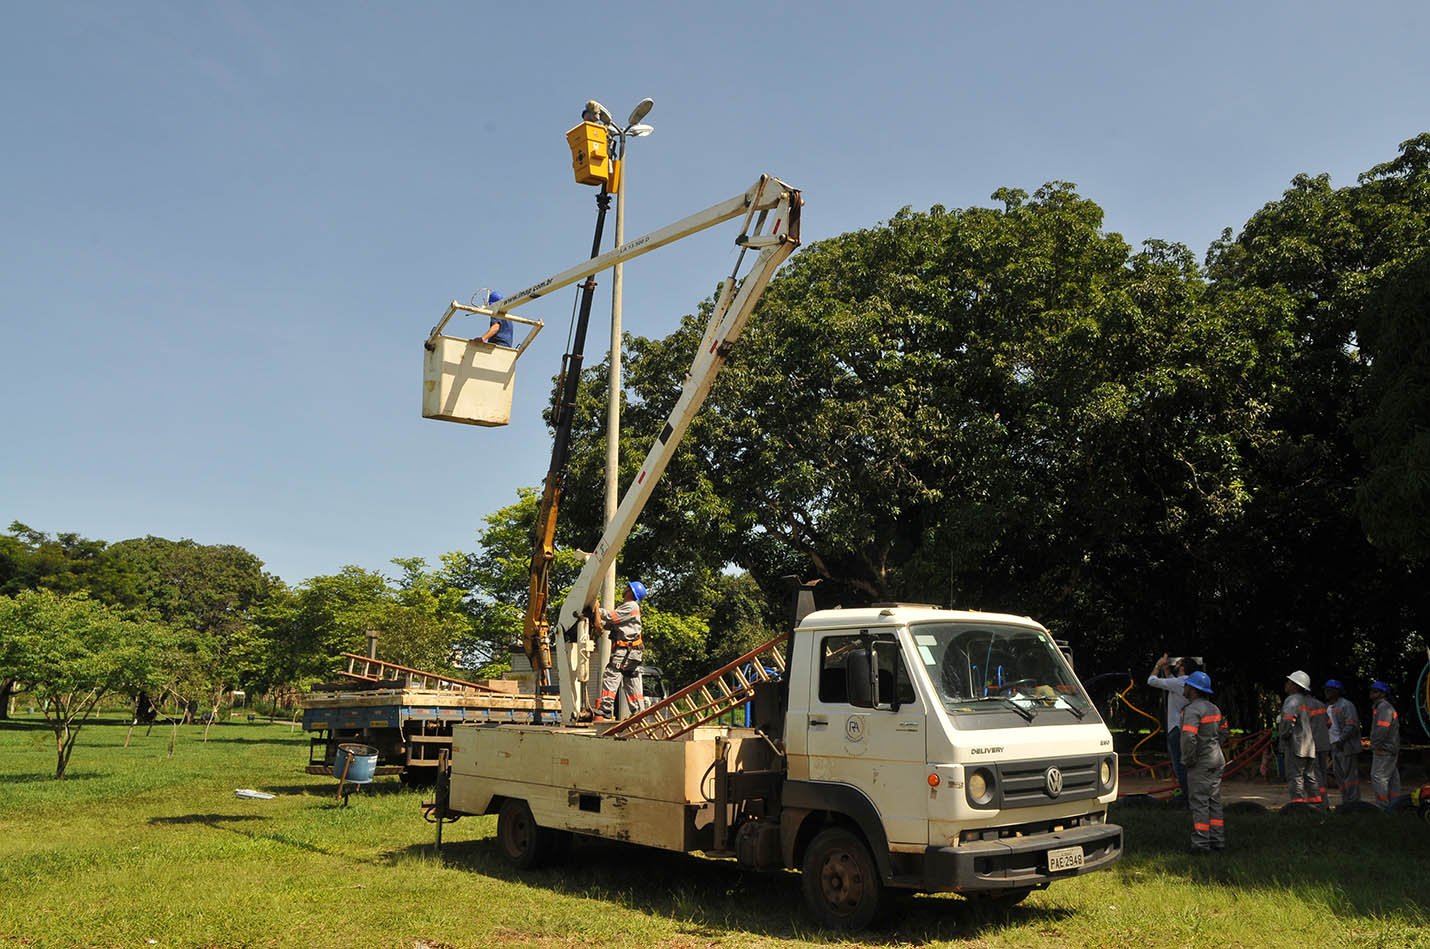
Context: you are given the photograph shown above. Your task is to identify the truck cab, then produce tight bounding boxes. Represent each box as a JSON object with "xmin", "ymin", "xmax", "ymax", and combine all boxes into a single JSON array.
[{"xmin": 776, "ymin": 605, "xmax": 1121, "ymax": 921}]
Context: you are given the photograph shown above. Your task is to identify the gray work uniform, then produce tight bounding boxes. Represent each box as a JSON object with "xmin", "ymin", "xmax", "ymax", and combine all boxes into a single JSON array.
[
  {"xmin": 597, "ymin": 598, "xmax": 643, "ymax": 720},
  {"xmin": 1279, "ymin": 692, "xmax": 1319, "ymax": 806},
  {"xmin": 1305, "ymin": 695, "xmax": 1331, "ymax": 806},
  {"xmin": 1326, "ymin": 697, "xmax": 1361, "ymax": 804},
  {"xmin": 1368, "ymin": 697, "xmax": 1401, "ymax": 807},
  {"xmin": 1181, "ymin": 696, "xmax": 1226, "ymax": 851}
]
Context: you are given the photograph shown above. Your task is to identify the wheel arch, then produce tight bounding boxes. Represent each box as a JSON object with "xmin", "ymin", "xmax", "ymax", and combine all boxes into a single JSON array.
[{"xmin": 781, "ymin": 780, "xmax": 894, "ymax": 880}]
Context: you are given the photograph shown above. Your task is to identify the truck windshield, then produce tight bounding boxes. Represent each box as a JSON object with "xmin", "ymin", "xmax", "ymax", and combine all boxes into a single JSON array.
[{"xmin": 910, "ymin": 622, "xmax": 1095, "ymax": 723}]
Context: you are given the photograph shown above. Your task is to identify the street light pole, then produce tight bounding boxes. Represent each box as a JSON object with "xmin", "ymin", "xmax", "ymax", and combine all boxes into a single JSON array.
[{"xmin": 597, "ymin": 98, "xmax": 653, "ymax": 714}]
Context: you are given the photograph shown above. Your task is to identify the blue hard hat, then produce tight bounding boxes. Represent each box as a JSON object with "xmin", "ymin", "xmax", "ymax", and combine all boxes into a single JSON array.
[
  {"xmin": 487, "ymin": 290, "xmax": 504, "ymax": 304},
  {"xmin": 1185, "ymin": 670, "xmax": 1213, "ymax": 694},
  {"xmin": 1324, "ymin": 678, "xmax": 1344, "ymax": 690},
  {"xmin": 626, "ymin": 580, "xmax": 647, "ymax": 602},
  {"xmin": 1370, "ymin": 679, "xmax": 1391, "ymax": 694}
]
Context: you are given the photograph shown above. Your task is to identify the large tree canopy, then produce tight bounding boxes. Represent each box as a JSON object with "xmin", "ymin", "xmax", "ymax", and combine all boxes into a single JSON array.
[
  {"xmin": 562, "ymin": 183, "xmax": 1280, "ymax": 675},
  {"xmin": 556, "ymin": 148, "xmax": 1430, "ymax": 714}
]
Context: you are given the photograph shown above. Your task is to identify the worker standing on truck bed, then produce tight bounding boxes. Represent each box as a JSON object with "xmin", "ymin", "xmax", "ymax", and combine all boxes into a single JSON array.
[
  {"xmin": 1180, "ymin": 671, "xmax": 1226, "ymax": 853},
  {"xmin": 593, "ymin": 580, "xmax": 646, "ymax": 722}
]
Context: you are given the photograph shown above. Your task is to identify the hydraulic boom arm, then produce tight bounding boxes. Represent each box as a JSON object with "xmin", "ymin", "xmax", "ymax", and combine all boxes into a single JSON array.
[
  {"xmin": 483, "ymin": 175, "xmax": 800, "ymax": 723},
  {"xmin": 551, "ymin": 175, "xmax": 802, "ymax": 722}
]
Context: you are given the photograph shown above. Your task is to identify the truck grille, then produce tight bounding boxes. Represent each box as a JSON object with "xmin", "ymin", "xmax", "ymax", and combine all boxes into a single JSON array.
[{"xmin": 995, "ymin": 756, "xmax": 1100, "ymax": 808}]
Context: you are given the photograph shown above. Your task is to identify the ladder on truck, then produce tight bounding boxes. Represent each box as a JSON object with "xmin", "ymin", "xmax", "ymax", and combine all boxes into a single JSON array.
[
  {"xmin": 604, "ymin": 633, "xmax": 788, "ymax": 741},
  {"xmin": 338, "ymin": 653, "xmax": 500, "ymax": 693}
]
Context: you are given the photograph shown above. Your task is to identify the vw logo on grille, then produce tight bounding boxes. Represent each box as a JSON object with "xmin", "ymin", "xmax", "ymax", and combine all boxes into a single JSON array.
[{"xmin": 1045, "ymin": 766, "xmax": 1064, "ymax": 797}]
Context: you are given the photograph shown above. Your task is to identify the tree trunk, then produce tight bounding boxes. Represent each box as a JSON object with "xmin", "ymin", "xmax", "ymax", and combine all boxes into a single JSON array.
[
  {"xmin": 0, "ymin": 678, "xmax": 14, "ymax": 719},
  {"xmin": 54, "ymin": 722, "xmax": 74, "ymax": 779}
]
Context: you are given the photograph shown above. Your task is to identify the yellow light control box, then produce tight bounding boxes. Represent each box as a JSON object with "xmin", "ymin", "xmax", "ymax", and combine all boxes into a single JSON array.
[{"xmin": 565, "ymin": 121, "xmax": 610, "ymax": 187}]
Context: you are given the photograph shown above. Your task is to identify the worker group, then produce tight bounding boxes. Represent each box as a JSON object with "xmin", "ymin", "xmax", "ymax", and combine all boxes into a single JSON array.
[{"xmin": 1148, "ymin": 655, "xmax": 1403, "ymax": 853}]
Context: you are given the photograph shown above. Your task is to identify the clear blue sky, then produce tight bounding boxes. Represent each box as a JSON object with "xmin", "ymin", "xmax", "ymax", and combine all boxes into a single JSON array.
[{"xmin": 3, "ymin": 1, "xmax": 1427, "ymax": 585}]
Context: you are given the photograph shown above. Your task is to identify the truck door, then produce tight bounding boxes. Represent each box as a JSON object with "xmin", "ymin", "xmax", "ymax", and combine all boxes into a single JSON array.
[{"xmin": 805, "ymin": 631, "xmax": 928, "ymax": 847}]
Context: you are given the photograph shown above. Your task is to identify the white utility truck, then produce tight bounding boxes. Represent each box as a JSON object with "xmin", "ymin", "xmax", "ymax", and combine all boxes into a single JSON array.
[
  {"xmin": 442, "ymin": 601, "xmax": 1121, "ymax": 929},
  {"xmin": 424, "ymin": 165, "xmax": 1121, "ymax": 929}
]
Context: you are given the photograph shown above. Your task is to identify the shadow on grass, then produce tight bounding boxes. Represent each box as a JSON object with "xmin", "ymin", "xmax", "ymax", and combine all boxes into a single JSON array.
[
  {"xmin": 401, "ymin": 834, "xmax": 1071, "ymax": 943},
  {"xmin": 184, "ymin": 736, "xmax": 308, "ymax": 746},
  {"xmin": 259, "ymin": 781, "xmax": 415, "ymax": 799},
  {"xmin": 0, "ymin": 720, "xmax": 53, "ymax": 733},
  {"xmin": 0, "ymin": 771, "xmax": 104, "ymax": 784},
  {"xmin": 1110, "ymin": 803, "xmax": 1429, "ymax": 923},
  {"xmin": 148, "ymin": 812, "xmax": 337, "ymax": 857}
]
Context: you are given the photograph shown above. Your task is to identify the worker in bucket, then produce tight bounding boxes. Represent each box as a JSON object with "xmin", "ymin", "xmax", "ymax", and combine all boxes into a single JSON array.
[
  {"xmin": 1280, "ymin": 670, "xmax": 1322, "ymax": 808},
  {"xmin": 473, "ymin": 290, "xmax": 513, "ymax": 347},
  {"xmin": 1179, "ymin": 670, "xmax": 1226, "ymax": 852},
  {"xmin": 1323, "ymin": 679, "xmax": 1361, "ymax": 805},
  {"xmin": 1367, "ymin": 679, "xmax": 1401, "ymax": 808},
  {"xmin": 593, "ymin": 580, "xmax": 646, "ymax": 722}
]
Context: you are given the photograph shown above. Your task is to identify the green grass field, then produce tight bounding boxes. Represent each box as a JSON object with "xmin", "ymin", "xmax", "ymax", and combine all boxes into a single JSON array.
[{"xmin": 0, "ymin": 715, "xmax": 1426, "ymax": 948}]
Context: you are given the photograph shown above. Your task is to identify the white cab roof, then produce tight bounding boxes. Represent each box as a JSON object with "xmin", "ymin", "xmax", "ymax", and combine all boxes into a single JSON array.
[{"xmin": 797, "ymin": 605, "xmax": 1045, "ymax": 632}]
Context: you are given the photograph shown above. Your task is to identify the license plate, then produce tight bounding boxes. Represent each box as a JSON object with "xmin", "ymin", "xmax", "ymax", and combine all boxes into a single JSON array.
[{"xmin": 1047, "ymin": 845, "xmax": 1084, "ymax": 872}]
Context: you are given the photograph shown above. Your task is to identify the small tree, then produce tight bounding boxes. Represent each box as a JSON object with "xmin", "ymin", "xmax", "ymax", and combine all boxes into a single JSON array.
[{"xmin": 0, "ymin": 589, "xmax": 168, "ymax": 778}]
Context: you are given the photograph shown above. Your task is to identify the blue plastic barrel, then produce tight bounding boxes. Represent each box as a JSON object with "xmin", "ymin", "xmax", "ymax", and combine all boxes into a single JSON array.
[{"xmin": 332, "ymin": 743, "xmax": 379, "ymax": 784}]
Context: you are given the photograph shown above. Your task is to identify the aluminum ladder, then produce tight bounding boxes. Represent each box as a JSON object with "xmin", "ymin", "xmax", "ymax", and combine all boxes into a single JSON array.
[
  {"xmin": 338, "ymin": 652, "xmax": 499, "ymax": 693},
  {"xmin": 604, "ymin": 633, "xmax": 788, "ymax": 740}
]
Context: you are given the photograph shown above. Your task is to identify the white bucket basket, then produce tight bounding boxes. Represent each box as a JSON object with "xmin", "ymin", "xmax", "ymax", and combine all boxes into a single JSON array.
[{"xmin": 423, "ymin": 303, "xmax": 543, "ymax": 427}]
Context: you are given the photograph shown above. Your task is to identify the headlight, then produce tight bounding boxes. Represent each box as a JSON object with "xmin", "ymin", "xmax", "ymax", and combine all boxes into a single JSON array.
[
  {"xmin": 1099, "ymin": 755, "xmax": 1116, "ymax": 791},
  {"xmin": 967, "ymin": 767, "xmax": 995, "ymax": 806}
]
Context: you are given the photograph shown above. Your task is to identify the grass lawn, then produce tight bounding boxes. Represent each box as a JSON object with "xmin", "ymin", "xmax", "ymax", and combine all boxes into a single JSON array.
[{"xmin": 0, "ymin": 714, "xmax": 1426, "ymax": 948}]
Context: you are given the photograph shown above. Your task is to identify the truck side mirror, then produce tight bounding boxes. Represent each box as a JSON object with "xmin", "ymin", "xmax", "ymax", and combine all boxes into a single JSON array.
[
  {"xmin": 873, "ymin": 641, "xmax": 903, "ymax": 713},
  {"xmin": 845, "ymin": 648, "xmax": 876, "ymax": 708}
]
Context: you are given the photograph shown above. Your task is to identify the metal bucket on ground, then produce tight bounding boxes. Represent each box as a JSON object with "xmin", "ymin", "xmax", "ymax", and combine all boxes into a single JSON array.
[{"xmin": 333, "ymin": 743, "xmax": 378, "ymax": 784}]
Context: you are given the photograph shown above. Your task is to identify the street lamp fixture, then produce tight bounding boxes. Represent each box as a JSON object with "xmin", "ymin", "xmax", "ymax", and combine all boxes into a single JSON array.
[{"xmin": 627, "ymin": 97, "xmax": 654, "ymax": 126}]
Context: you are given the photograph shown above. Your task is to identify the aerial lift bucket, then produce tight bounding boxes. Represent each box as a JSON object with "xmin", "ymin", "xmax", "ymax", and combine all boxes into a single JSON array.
[{"xmin": 423, "ymin": 302, "xmax": 543, "ymax": 427}]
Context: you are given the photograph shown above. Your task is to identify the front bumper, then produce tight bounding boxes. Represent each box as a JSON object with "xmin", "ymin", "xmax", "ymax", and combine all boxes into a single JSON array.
[{"xmin": 921, "ymin": 822, "xmax": 1122, "ymax": 891}]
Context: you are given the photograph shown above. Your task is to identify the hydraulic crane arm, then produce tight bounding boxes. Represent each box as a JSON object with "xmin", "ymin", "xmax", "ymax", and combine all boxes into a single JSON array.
[
  {"xmin": 482, "ymin": 174, "xmax": 800, "ymax": 722},
  {"xmin": 551, "ymin": 175, "xmax": 802, "ymax": 722}
]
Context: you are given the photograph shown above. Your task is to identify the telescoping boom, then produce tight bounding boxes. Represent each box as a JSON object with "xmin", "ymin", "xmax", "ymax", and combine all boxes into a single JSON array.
[
  {"xmin": 549, "ymin": 176, "xmax": 801, "ymax": 721},
  {"xmin": 449, "ymin": 175, "xmax": 801, "ymax": 721}
]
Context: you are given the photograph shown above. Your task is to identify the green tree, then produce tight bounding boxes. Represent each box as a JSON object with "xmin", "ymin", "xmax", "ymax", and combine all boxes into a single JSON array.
[
  {"xmin": 0, "ymin": 589, "xmax": 170, "ymax": 778},
  {"xmin": 1205, "ymin": 132, "xmax": 1430, "ymax": 687},
  {"xmin": 260, "ymin": 560, "xmax": 477, "ymax": 685},
  {"xmin": 453, "ymin": 489, "xmax": 588, "ymax": 676},
  {"xmin": 0, "ymin": 522, "xmax": 108, "ymax": 597},
  {"xmin": 561, "ymin": 184, "xmax": 1271, "ymax": 674},
  {"xmin": 1355, "ymin": 250, "xmax": 1430, "ymax": 563},
  {"xmin": 91, "ymin": 537, "xmax": 279, "ymax": 714}
]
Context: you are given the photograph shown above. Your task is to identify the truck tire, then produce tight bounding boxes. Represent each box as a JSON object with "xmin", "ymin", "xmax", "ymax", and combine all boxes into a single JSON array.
[
  {"xmin": 496, "ymin": 799, "xmax": 549, "ymax": 869},
  {"xmin": 801, "ymin": 826, "xmax": 888, "ymax": 931}
]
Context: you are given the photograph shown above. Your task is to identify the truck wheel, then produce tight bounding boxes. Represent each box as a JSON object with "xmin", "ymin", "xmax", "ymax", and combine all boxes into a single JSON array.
[
  {"xmin": 496, "ymin": 799, "xmax": 548, "ymax": 869},
  {"xmin": 801, "ymin": 827, "xmax": 888, "ymax": 931}
]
